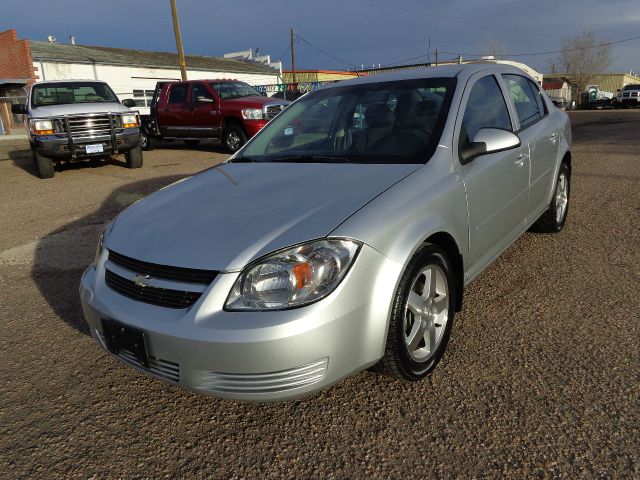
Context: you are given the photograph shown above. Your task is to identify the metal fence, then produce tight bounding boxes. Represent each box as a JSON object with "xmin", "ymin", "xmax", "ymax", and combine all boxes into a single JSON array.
[{"xmin": 252, "ymin": 81, "xmax": 339, "ymax": 100}]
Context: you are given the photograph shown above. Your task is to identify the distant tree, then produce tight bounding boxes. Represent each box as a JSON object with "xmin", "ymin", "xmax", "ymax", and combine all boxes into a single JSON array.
[
  {"xmin": 476, "ymin": 34, "xmax": 509, "ymax": 60},
  {"xmin": 551, "ymin": 30, "xmax": 611, "ymax": 104}
]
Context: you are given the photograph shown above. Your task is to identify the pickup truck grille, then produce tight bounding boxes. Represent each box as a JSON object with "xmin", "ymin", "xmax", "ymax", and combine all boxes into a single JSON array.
[
  {"xmin": 265, "ymin": 104, "xmax": 288, "ymax": 120},
  {"xmin": 66, "ymin": 114, "xmax": 113, "ymax": 139}
]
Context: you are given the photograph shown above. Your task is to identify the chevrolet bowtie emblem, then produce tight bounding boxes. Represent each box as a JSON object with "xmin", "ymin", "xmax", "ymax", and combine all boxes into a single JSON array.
[{"xmin": 132, "ymin": 274, "xmax": 152, "ymax": 288}]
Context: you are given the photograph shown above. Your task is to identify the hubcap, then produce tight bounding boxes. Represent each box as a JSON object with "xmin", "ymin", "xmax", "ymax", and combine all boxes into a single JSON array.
[
  {"xmin": 227, "ymin": 131, "xmax": 241, "ymax": 151},
  {"xmin": 403, "ymin": 264, "xmax": 449, "ymax": 362},
  {"xmin": 555, "ymin": 172, "xmax": 569, "ymax": 223}
]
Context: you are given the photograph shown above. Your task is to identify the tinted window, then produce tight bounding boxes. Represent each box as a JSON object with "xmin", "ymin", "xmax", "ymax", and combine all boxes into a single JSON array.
[
  {"xmin": 168, "ymin": 83, "xmax": 188, "ymax": 104},
  {"xmin": 237, "ymin": 78, "xmax": 456, "ymax": 164},
  {"xmin": 502, "ymin": 74, "xmax": 543, "ymax": 129},
  {"xmin": 461, "ymin": 75, "xmax": 512, "ymax": 141},
  {"xmin": 191, "ymin": 83, "xmax": 213, "ymax": 102},
  {"xmin": 210, "ymin": 81, "xmax": 261, "ymax": 99}
]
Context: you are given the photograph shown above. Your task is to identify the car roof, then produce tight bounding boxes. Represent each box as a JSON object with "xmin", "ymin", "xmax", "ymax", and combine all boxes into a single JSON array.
[
  {"xmin": 33, "ymin": 79, "xmax": 110, "ymax": 87},
  {"xmin": 318, "ymin": 62, "xmax": 535, "ymax": 89}
]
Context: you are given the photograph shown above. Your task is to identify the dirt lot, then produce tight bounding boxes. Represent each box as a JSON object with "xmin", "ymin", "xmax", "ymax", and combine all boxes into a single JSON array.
[{"xmin": 1, "ymin": 112, "xmax": 638, "ymax": 478}]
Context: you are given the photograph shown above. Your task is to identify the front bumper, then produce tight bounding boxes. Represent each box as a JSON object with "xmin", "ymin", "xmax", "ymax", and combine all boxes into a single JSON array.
[
  {"xmin": 79, "ymin": 244, "xmax": 402, "ymax": 401},
  {"xmin": 243, "ymin": 119, "xmax": 268, "ymax": 138},
  {"xmin": 33, "ymin": 128, "xmax": 140, "ymax": 160}
]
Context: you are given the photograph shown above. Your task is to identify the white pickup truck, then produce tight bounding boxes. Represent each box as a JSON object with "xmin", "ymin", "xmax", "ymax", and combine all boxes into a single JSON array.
[
  {"xmin": 617, "ymin": 83, "xmax": 640, "ymax": 107},
  {"xmin": 12, "ymin": 80, "xmax": 143, "ymax": 178}
]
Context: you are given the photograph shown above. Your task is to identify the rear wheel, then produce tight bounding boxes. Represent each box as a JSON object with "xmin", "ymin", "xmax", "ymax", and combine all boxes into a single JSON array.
[
  {"xmin": 139, "ymin": 128, "xmax": 152, "ymax": 151},
  {"xmin": 32, "ymin": 147, "xmax": 54, "ymax": 179},
  {"xmin": 184, "ymin": 139, "xmax": 200, "ymax": 147},
  {"xmin": 530, "ymin": 162, "xmax": 570, "ymax": 233},
  {"xmin": 223, "ymin": 125, "xmax": 247, "ymax": 153},
  {"xmin": 376, "ymin": 244, "xmax": 455, "ymax": 380},
  {"xmin": 125, "ymin": 145, "xmax": 144, "ymax": 169}
]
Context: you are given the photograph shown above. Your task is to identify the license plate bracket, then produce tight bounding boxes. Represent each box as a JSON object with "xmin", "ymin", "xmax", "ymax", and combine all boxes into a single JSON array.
[
  {"xmin": 102, "ymin": 319, "xmax": 149, "ymax": 368},
  {"xmin": 85, "ymin": 143, "xmax": 104, "ymax": 154}
]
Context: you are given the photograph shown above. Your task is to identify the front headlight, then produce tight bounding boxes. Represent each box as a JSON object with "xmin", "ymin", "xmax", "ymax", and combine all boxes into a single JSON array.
[
  {"xmin": 121, "ymin": 113, "xmax": 139, "ymax": 128},
  {"xmin": 93, "ymin": 230, "xmax": 105, "ymax": 269},
  {"xmin": 31, "ymin": 119, "xmax": 54, "ymax": 135},
  {"xmin": 241, "ymin": 108, "xmax": 264, "ymax": 120},
  {"xmin": 225, "ymin": 239, "xmax": 361, "ymax": 311}
]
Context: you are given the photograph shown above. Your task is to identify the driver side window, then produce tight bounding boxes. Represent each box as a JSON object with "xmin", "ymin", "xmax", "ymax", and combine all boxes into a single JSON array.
[{"xmin": 461, "ymin": 75, "xmax": 512, "ymax": 148}]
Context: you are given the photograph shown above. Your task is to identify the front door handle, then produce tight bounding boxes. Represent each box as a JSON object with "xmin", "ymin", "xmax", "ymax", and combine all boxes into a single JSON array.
[
  {"xmin": 550, "ymin": 132, "xmax": 558, "ymax": 142},
  {"xmin": 515, "ymin": 153, "xmax": 528, "ymax": 166}
]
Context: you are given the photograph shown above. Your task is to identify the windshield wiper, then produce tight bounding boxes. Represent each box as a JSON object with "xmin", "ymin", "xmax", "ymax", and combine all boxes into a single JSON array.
[{"xmin": 269, "ymin": 155, "xmax": 352, "ymax": 163}]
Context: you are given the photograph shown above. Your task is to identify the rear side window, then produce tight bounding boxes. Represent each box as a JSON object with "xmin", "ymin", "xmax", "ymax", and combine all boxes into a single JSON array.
[
  {"xmin": 502, "ymin": 74, "xmax": 544, "ymax": 129},
  {"xmin": 168, "ymin": 83, "xmax": 188, "ymax": 104},
  {"xmin": 461, "ymin": 75, "xmax": 512, "ymax": 141}
]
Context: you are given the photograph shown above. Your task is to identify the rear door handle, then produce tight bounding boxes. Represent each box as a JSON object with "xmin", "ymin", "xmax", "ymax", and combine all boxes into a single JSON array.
[{"xmin": 516, "ymin": 153, "xmax": 528, "ymax": 166}]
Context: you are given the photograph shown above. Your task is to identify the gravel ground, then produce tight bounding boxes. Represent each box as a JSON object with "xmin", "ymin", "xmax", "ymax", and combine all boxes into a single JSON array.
[{"xmin": 0, "ymin": 112, "xmax": 638, "ymax": 478}]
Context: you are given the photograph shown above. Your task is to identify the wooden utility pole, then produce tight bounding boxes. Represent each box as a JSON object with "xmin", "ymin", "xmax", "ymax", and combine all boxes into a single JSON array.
[
  {"xmin": 290, "ymin": 28, "xmax": 296, "ymax": 85},
  {"xmin": 170, "ymin": 0, "xmax": 188, "ymax": 81}
]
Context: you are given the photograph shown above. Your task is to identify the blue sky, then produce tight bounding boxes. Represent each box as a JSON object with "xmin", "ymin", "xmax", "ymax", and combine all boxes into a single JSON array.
[{"xmin": 2, "ymin": 0, "xmax": 639, "ymax": 74}]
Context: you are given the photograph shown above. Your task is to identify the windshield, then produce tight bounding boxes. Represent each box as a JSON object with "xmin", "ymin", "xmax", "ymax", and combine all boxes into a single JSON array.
[
  {"xmin": 210, "ymin": 81, "xmax": 262, "ymax": 99},
  {"xmin": 235, "ymin": 77, "xmax": 456, "ymax": 164},
  {"xmin": 31, "ymin": 82, "xmax": 119, "ymax": 107},
  {"xmin": 622, "ymin": 84, "xmax": 640, "ymax": 90}
]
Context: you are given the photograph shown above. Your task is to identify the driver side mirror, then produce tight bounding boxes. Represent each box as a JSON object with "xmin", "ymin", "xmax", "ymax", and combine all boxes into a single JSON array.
[
  {"xmin": 122, "ymin": 99, "xmax": 136, "ymax": 108},
  {"xmin": 11, "ymin": 104, "xmax": 27, "ymax": 114},
  {"xmin": 460, "ymin": 128, "xmax": 520, "ymax": 164}
]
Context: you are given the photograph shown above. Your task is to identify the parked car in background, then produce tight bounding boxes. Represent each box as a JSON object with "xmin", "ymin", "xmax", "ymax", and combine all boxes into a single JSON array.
[
  {"xmin": 140, "ymin": 80, "xmax": 290, "ymax": 152},
  {"xmin": 81, "ymin": 64, "xmax": 572, "ymax": 402},
  {"xmin": 12, "ymin": 80, "xmax": 142, "ymax": 179},
  {"xmin": 616, "ymin": 83, "xmax": 640, "ymax": 107}
]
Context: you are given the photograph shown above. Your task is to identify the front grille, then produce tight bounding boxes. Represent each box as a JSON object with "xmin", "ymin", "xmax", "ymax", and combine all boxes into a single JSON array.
[
  {"xmin": 199, "ymin": 358, "xmax": 328, "ymax": 394},
  {"xmin": 105, "ymin": 269, "xmax": 202, "ymax": 309},
  {"xmin": 109, "ymin": 250, "xmax": 218, "ymax": 284},
  {"xmin": 66, "ymin": 114, "xmax": 112, "ymax": 138},
  {"xmin": 96, "ymin": 331, "xmax": 180, "ymax": 383},
  {"xmin": 265, "ymin": 103, "xmax": 287, "ymax": 120}
]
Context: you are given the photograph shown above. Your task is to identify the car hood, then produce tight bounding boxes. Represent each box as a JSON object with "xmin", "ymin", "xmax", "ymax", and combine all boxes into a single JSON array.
[
  {"xmin": 30, "ymin": 102, "xmax": 131, "ymax": 118},
  {"xmin": 222, "ymin": 96, "xmax": 289, "ymax": 109},
  {"xmin": 105, "ymin": 163, "xmax": 417, "ymax": 271}
]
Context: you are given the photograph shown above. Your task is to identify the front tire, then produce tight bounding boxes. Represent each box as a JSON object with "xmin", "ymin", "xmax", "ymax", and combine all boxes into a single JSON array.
[
  {"xmin": 125, "ymin": 145, "xmax": 144, "ymax": 169},
  {"xmin": 32, "ymin": 147, "xmax": 54, "ymax": 179},
  {"xmin": 530, "ymin": 162, "xmax": 570, "ymax": 233},
  {"xmin": 223, "ymin": 125, "xmax": 247, "ymax": 153},
  {"xmin": 376, "ymin": 244, "xmax": 455, "ymax": 380}
]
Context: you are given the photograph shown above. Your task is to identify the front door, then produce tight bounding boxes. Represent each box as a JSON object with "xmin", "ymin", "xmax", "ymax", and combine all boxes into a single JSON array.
[
  {"xmin": 455, "ymin": 73, "xmax": 530, "ymax": 280},
  {"xmin": 190, "ymin": 82, "xmax": 221, "ymax": 138},
  {"xmin": 157, "ymin": 82, "xmax": 191, "ymax": 137}
]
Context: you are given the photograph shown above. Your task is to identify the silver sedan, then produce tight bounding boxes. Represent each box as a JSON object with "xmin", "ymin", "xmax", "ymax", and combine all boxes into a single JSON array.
[{"xmin": 80, "ymin": 63, "xmax": 571, "ymax": 401}]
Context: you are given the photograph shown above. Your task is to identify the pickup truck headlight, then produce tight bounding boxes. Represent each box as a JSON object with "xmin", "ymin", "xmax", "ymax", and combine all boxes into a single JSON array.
[
  {"xmin": 241, "ymin": 108, "xmax": 264, "ymax": 120},
  {"xmin": 31, "ymin": 119, "xmax": 54, "ymax": 135},
  {"xmin": 121, "ymin": 113, "xmax": 139, "ymax": 128},
  {"xmin": 225, "ymin": 239, "xmax": 361, "ymax": 311}
]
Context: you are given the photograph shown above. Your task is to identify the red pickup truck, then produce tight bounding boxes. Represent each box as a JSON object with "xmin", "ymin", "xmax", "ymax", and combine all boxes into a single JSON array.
[{"xmin": 141, "ymin": 80, "xmax": 290, "ymax": 152}]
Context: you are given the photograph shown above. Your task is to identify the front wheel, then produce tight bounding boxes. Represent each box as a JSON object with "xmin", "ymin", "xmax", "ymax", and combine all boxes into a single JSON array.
[
  {"xmin": 32, "ymin": 147, "xmax": 54, "ymax": 179},
  {"xmin": 223, "ymin": 125, "xmax": 247, "ymax": 153},
  {"xmin": 125, "ymin": 145, "xmax": 143, "ymax": 169},
  {"xmin": 530, "ymin": 162, "xmax": 570, "ymax": 233},
  {"xmin": 375, "ymin": 244, "xmax": 455, "ymax": 380}
]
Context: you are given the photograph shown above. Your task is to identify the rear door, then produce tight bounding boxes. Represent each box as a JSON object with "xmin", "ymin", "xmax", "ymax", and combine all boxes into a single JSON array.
[
  {"xmin": 157, "ymin": 82, "xmax": 191, "ymax": 137},
  {"xmin": 501, "ymin": 74, "xmax": 558, "ymax": 219},
  {"xmin": 454, "ymin": 72, "xmax": 530, "ymax": 279},
  {"xmin": 190, "ymin": 82, "xmax": 221, "ymax": 138}
]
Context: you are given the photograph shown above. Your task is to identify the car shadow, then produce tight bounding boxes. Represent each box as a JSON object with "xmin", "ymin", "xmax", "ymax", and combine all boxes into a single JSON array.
[
  {"xmin": 150, "ymin": 138, "xmax": 229, "ymax": 154},
  {"xmin": 32, "ymin": 175, "xmax": 186, "ymax": 336},
  {"xmin": 10, "ymin": 149, "xmax": 129, "ymax": 178}
]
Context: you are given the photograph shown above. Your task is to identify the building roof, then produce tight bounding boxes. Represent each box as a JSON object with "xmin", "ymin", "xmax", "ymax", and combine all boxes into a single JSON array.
[{"xmin": 29, "ymin": 41, "xmax": 279, "ymax": 75}]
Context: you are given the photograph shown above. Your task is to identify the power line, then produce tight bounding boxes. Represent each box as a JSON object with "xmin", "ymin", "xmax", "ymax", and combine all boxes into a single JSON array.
[
  {"xmin": 437, "ymin": 34, "xmax": 640, "ymax": 58},
  {"xmin": 368, "ymin": 0, "xmax": 564, "ymax": 39},
  {"xmin": 295, "ymin": 32, "xmax": 355, "ymax": 68}
]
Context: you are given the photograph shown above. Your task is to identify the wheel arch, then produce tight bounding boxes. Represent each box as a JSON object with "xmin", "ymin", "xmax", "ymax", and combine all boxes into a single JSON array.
[
  {"xmin": 222, "ymin": 116, "xmax": 245, "ymax": 133},
  {"xmin": 424, "ymin": 232, "xmax": 464, "ymax": 312}
]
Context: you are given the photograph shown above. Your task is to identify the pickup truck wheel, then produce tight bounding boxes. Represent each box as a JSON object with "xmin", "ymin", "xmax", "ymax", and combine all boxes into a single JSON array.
[
  {"xmin": 184, "ymin": 140, "xmax": 200, "ymax": 147},
  {"xmin": 139, "ymin": 129, "xmax": 152, "ymax": 151},
  {"xmin": 125, "ymin": 145, "xmax": 144, "ymax": 169},
  {"xmin": 32, "ymin": 147, "xmax": 54, "ymax": 179},
  {"xmin": 223, "ymin": 125, "xmax": 247, "ymax": 153},
  {"xmin": 530, "ymin": 162, "xmax": 570, "ymax": 233},
  {"xmin": 375, "ymin": 244, "xmax": 455, "ymax": 380}
]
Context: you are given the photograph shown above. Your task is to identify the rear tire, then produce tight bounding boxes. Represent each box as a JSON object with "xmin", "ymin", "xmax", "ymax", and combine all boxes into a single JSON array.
[
  {"xmin": 184, "ymin": 139, "xmax": 200, "ymax": 147},
  {"xmin": 530, "ymin": 162, "xmax": 570, "ymax": 233},
  {"xmin": 223, "ymin": 125, "xmax": 247, "ymax": 153},
  {"xmin": 125, "ymin": 145, "xmax": 144, "ymax": 169},
  {"xmin": 32, "ymin": 147, "xmax": 54, "ymax": 179},
  {"xmin": 375, "ymin": 244, "xmax": 455, "ymax": 380},
  {"xmin": 139, "ymin": 128, "xmax": 152, "ymax": 151}
]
